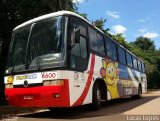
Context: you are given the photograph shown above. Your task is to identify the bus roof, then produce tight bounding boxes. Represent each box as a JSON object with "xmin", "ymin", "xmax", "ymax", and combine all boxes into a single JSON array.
[
  {"xmin": 14, "ymin": 11, "xmax": 144, "ymax": 63},
  {"xmin": 14, "ymin": 11, "xmax": 105, "ymax": 36},
  {"xmin": 14, "ymin": 11, "xmax": 91, "ymax": 30}
]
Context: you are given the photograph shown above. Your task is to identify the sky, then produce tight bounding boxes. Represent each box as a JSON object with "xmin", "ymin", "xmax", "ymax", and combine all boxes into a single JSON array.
[{"xmin": 73, "ymin": 0, "xmax": 160, "ymax": 49}]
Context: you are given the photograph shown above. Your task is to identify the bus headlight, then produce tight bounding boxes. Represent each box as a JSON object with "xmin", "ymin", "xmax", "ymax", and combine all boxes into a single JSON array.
[
  {"xmin": 43, "ymin": 80, "xmax": 51, "ymax": 86},
  {"xmin": 43, "ymin": 80, "xmax": 64, "ymax": 86}
]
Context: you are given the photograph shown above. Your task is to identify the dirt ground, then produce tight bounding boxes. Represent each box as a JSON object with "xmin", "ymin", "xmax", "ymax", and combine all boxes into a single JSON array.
[{"xmin": 0, "ymin": 90, "xmax": 160, "ymax": 121}]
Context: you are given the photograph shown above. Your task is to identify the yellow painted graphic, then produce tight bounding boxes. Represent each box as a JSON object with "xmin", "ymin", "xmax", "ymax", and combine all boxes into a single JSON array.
[
  {"xmin": 16, "ymin": 75, "xmax": 28, "ymax": 80},
  {"xmin": 7, "ymin": 76, "xmax": 14, "ymax": 84},
  {"xmin": 100, "ymin": 59, "xmax": 120, "ymax": 99}
]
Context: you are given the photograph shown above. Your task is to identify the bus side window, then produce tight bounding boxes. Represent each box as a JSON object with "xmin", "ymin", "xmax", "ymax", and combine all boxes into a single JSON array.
[
  {"xmin": 97, "ymin": 33, "xmax": 105, "ymax": 56},
  {"xmin": 69, "ymin": 19, "xmax": 88, "ymax": 71},
  {"xmin": 141, "ymin": 63, "xmax": 145, "ymax": 73},
  {"xmin": 132, "ymin": 56, "xmax": 138, "ymax": 70},
  {"xmin": 112, "ymin": 43, "xmax": 117, "ymax": 61},
  {"xmin": 105, "ymin": 38, "xmax": 112, "ymax": 58},
  {"xmin": 126, "ymin": 52, "xmax": 133, "ymax": 67},
  {"xmin": 88, "ymin": 27, "xmax": 98, "ymax": 52},
  {"xmin": 105, "ymin": 38, "xmax": 117, "ymax": 61},
  {"xmin": 137, "ymin": 60, "xmax": 142, "ymax": 71},
  {"xmin": 118, "ymin": 46, "xmax": 126, "ymax": 65}
]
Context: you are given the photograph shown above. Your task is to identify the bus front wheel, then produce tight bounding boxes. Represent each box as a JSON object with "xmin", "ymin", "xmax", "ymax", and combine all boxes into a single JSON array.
[{"xmin": 91, "ymin": 83, "xmax": 101, "ymax": 110}]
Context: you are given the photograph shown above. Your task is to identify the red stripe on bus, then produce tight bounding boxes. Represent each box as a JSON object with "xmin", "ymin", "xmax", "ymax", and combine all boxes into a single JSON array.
[{"xmin": 72, "ymin": 54, "xmax": 95, "ymax": 106}]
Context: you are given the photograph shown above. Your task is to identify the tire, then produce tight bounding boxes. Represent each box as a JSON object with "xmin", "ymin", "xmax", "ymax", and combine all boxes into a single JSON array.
[
  {"xmin": 137, "ymin": 86, "xmax": 142, "ymax": 98},
  {"xmin": 132, "ymin": 85, "xmax": 142, "ymax": 99},
  {"xmin": 48, "ymin": 107, "xmax": 61, "ymax": 112},
  {"xmin": 91, "ymin": 83, "xmax": 101, "ymax": 110}
]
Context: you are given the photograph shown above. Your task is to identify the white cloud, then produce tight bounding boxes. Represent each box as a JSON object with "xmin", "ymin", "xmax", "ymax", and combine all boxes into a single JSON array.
[
  {"xmin": 138, "ymin": 19, "xmax": 146, "ymax": 23},
  {"xmin": 106, "ymin": 10, "xmax": 120, "ymax": 19},
  {"xmin": 138, "ymin": 28, "xmax": 147, "ymax": 34},
  {"xmin": 73, "ymin": 0, "xmax": 86, "ymax": 3},
  {"xmin": 143, "ymin": 32, "xmax": 159, "ymax": 39},
  {"xmin": 112, "ymin": 25, "xmax": 127, "ymax": 34}
]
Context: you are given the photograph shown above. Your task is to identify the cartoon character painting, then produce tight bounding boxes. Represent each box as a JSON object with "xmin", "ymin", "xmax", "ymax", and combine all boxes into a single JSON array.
[
  {"xmin": 100, "ymin": 59, "xmax": 120, "ymax": 99},
  {"xmin": 7, "ymin": 76, "xmax": 14, "ymax": 84}
]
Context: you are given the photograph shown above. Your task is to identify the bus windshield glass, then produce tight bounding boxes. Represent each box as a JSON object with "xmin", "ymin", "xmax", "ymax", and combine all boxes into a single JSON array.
[{"xmin": 6, "ymin": 16, "xmax": 66, "ymax": 74}]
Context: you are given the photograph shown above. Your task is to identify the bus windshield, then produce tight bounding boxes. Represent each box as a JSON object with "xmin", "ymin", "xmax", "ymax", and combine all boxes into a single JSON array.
[{"xmin": 6, "ymin": 16, "xmax": 66, "ymax": 74}]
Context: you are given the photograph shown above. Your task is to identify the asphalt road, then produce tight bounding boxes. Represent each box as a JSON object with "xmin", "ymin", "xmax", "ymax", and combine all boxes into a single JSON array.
[{"xmin": 1, "ymin": 90, "xmax": 160, "ymax": 121}]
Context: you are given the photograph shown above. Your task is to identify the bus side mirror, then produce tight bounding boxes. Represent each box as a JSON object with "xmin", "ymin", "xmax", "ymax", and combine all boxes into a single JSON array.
[{"xmin": 75, "ymin": 29, "xmax": 80, "ymax": 43}]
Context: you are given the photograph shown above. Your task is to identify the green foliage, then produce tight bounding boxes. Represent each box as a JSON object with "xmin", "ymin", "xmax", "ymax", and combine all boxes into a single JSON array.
[
  {"xmin": 92, "ymin": 18, "xmax": 110, "ymax": 35},
  {"xmin": 112, "ymin": 34, "xmax": 129, "ymax": 48},
  {"xmin": 134, "ymin": 36, "xmax": 155, "ymax": 51},
  {"xmin": 0, "ymin": 0, "xmax": 75, "ymax": 38},
  {"xmin": 78, "ymin": 13, "xmax": 88, "ymax": 19}
]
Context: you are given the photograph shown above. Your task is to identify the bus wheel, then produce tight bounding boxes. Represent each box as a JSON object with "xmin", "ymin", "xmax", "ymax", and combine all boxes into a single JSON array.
[
  {"xmin": 132, "ymin": 85, "xmax": 142, "ymax": 99},
  {"xmin": 91, "ymin": 83, "xmax": 101, "ymax": 110},
  {"xmin": 48, "ymin": 107, "xmax": 60, "ymax": 112},
  {"xmin": 137, "ymin": 85, "xmax": 142, "ymax": 98}
]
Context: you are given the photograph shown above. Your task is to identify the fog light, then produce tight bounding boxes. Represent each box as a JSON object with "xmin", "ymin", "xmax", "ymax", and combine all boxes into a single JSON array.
[{"xmin": 53, "ymin": 93, "xmax": 60, "ymax": 98}]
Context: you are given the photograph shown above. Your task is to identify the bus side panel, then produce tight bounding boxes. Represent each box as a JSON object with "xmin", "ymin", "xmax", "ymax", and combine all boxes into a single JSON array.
[
  {"xmin": 83, "ymin": 55, "xmax": 106, "ymax": 104},
  {"xmin": 69, "ymin": 54, "xmax": 96, "ymax": 106},
  {"xmin": 141, "ymin": 73, "xmax": 147, "ymax": 93}
]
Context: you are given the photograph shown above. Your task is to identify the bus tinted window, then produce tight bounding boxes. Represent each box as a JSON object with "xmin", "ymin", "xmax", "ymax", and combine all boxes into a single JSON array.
[
  {"xmin": 78, "ymin": 24, "xmax": 86, "ymax": 37},
  {"xmin": 118, "ymin": 46, "xmax": 126, "ymax": 64},
  {"xmin": 88, "ymin": 27, "xmax": 98, "ymax": 52},
  {"xmin": 70, "ymin": 22, "xmax": 87, "ymax": 58},
  {"xmin": 142, "ymin": 63, "xmax": 145, "ymax": 73},
  {"xmin": 105, "ymin": 38, "xmax": 117, "ymax": 61},
  {"xmin": 126, "ymin": 52, "xmax": 133, "ymax": 67},
  {"xmin": 137, "ymin": 60, "xmax": 142, "ymax": 71},
  {"xmin": 80, "ymin": 36, "xmax": 87, "ymax": 58},
  {"xmin": 97, "ymin": 33, "xmax": 105, "ymax": 56},
  {"xmin": 105, "ymin": 38, "xmax": 112, "ymax": 58},
  {"xmin": 133, "ymin": 56, "xmax": 138, "ymax": 69},
  {"xmin": 70, "ymin": 20, "xmax": 88, "ymax": 71},
  {"xmin": 112, "ymin": 43, "xmax": 117, "ymax": 61}
]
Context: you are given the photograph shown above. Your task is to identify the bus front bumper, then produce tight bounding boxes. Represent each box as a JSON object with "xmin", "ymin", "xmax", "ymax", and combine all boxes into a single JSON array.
[{"xmin": 5, "ymin": 82, "xmax": 70, "ymax": 107}]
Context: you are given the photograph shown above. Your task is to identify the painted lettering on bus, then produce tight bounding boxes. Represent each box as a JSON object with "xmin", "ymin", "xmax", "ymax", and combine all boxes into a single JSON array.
[
  {"xmin": 42, "ymin": 72, "xmax": 56, "ymax": 79},
  {"xmin": 16, "ymin": 74, "xmax": 37, "ymax": 80}
]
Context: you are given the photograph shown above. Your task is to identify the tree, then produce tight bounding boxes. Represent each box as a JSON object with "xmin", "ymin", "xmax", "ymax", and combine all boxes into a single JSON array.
[
  {"xmin": 79, "ymin": 13, "xmax": 88, "ymax": 19},
  {"xmin": 112, "ymin": 34, "xmax": 130, "ymax": 48},
  {"xmin": 92, "ymin": 18, "xmax": 110, "ymax": 35},
  {"xmin": 0, "ymin": 0, "xmax": 75, "ymax": 35},
  {"xmin": 133, "ymin": 36, "xmax": 155, "ymax": 51}
]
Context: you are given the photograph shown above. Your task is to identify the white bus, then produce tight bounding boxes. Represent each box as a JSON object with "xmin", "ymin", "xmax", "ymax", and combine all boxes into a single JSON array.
[{"xmin": 4, "ymin": 11, "xmax": 147, "ymax": 110}]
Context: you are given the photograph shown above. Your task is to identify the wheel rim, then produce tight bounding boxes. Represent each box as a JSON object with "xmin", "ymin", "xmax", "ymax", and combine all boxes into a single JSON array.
[{"xmin": 97, "ymin": 88, "xmax": 101, "ymax": 104}]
